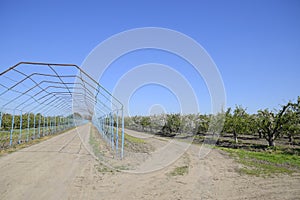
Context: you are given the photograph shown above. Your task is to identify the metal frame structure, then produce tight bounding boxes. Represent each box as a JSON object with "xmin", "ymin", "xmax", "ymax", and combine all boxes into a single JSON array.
[{"xmin": 0, "ymin": 62, "xmax": 124, "ymax": 158}]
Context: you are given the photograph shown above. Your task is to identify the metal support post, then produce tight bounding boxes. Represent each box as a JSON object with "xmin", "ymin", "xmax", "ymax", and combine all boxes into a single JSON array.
[
  {"xmin": 18, "ymin": 112, "xmax": 22, "ymax": 144},
  {"xmin": 9, "ymin": 112, "xmax": 15, "ymax": 146},
  {"xmin": 26, "ymin": 113, "xmax": 30, "ymax": 142}
]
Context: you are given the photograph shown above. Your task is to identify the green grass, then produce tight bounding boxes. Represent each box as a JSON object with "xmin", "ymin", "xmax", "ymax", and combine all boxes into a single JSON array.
[
  {"xmin": 0, "ymin": 126, "xmax": 76, "ymax": 156},
  {"xmin": 114, "ymin": 127, "xmax": 146, "ymax": 144},
  {"xmin": 221, "ymin": 147, "xmax": 300, "ymax": 176},
  {"xmin": 113, "ymin": 128, "xmax": 146, "ymax": 146},
  {"xmin": 0, "ymin": 125, "xmax": 69, "ymax": 144},
  {"xmin": 114, "ymin": 165, "xmax": 130, "ymax": 170},
  {"xmin": 124, "ymin": 133, "xmax": 146, "ymax": 144},
  {"xmin": 89, "ymin": 127, "xmax": 104, "ymax": 159},
  {"xmin": 96, "ymin": 163, "xmax": 114, "ymax": 173},
  {"xmin": 168, "ymin": 165, "xmax": 189, "ymax": 176}
]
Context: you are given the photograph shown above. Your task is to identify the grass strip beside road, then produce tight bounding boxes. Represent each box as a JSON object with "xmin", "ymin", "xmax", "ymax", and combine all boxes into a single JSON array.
[
  {"xmin": 0, "ymin": 127, "xmax": 76, "ymax": 157},
  {"xmin": 124, "ymin": 133, "xmax": 146, "ymax": 144},
  {"xmin": 220, "ymin": 147, "xmax": 300, "ymax": 176}
]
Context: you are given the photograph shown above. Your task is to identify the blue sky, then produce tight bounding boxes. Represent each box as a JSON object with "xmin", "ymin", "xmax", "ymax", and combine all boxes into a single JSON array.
[{"xmin": 1, "ymin": 0, "xmax": 299, "ymax": 115}]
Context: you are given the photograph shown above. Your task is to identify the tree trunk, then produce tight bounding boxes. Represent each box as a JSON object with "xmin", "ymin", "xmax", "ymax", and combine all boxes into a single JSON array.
[
  {"xmin": 288, "ymin": 133, "xmax": 294, "ymax": 144},
  {"xmin": 258, "ymin": 130, "xmax": 262, "ymax": 139},
  {"xmin": 233, "ymin": 131, "xmax": 238, "ymax": 143},
  {"xmin": 268, "ymin": 138, "xmax": 275, "ymax": 146}
]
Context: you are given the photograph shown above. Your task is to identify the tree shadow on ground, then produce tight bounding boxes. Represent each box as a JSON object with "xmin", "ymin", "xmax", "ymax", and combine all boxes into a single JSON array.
[{"xmin": 155, "ymin": 131, "xmax": 176, "ymax": 138}]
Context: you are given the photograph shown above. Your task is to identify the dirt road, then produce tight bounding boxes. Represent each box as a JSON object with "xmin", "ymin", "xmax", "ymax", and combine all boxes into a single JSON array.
[{"xmin": 0, "ymin": 124, "xmax": 299, "ymax": 200}]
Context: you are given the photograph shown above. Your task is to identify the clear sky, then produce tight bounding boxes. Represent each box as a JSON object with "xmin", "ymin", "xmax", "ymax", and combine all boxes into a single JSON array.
[{"xmin": 1, "ymin": 0, "xmax": 299, "ymax": 115}]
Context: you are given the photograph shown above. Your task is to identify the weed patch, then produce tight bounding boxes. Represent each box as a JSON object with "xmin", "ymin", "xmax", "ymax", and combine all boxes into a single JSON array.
[
  {"xmin": 221, "ymin": 147, "xmax": 300, "ymax": 176},
  {"xmin": 168, "ymin": 166, "xmax": 189, "ymax": 176}
]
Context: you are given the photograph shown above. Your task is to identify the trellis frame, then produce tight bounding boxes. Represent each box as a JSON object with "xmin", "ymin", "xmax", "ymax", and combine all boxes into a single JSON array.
[{"xmin": 0, "ymin": 62, "xmax": 124, "ymax": 158}]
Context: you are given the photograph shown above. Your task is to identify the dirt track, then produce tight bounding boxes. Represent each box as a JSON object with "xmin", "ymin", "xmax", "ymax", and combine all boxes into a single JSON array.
[{"xmin": 0, "ymin": 124, "xmax": 299, "ymax": 200}]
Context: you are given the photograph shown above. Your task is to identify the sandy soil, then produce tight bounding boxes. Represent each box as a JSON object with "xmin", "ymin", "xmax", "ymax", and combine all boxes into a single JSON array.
[{"xmin": 0, "ymin": 124, "xmax": 299, "ymax": 200}]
